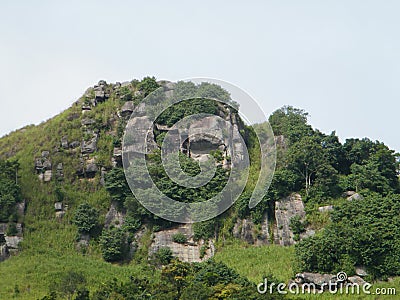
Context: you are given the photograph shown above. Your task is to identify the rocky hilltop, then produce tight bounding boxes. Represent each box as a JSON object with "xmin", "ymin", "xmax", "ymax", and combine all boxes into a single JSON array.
[{"xmin": 0, "ymin": 78, "xmax": 315, "ymax": 267}]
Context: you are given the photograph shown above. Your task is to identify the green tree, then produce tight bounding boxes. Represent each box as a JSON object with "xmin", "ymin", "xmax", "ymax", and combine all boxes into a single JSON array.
[
  {"xmin": 286, "ymin": 135, "xmax": 327, "ymax": 196},
  {"xmin": 72, "ymin": 202, "xmax": 99, "ymax": 234},
  {"xmin": 154, "ymin": 247, "xmax": 173, "ymax": 265},
  {"xmin": 268, "ymin": 106, "xmax": 313, "ymax": 144},
  {"xmin": 104, "ymin": 168, "xmax": 130, "ymax": 204},
  {"xmin": 138, "ymin": 76, "xmax": 160, "ymax": 97},
  {"xmin": 0, "ymin": 160, "xmax": 21, "ymax": 222},
  {"xmin": 99, "ymin": 227, "xmax": 128, "ymax": 262}
]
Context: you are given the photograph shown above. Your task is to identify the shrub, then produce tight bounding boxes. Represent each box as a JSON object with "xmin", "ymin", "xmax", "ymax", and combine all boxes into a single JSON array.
[
  {"xmin": 172, "ymin": 232, "xmax": 187, "ymax": 244},
  {"xmin": 155, "ymin": 247, "xmax": 173, "ymax": 265},
  {"xmin": 72, "ymin": 203, "xmax": 99, "ymax": 234},
  {"xmin": 289, "ymin": 215, "xmax": 305, "ymax": 235},
  {"xmin": 6, "ymin": 222, "xmax": 18, "ymax": 236},
  {"xmin": 99, "ymin": 227, "xmax": 128, "ymax": 262}
]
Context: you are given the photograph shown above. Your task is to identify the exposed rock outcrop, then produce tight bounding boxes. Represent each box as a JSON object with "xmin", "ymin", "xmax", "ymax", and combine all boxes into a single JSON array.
[
  {"xmin": 61, "ymin": 136, "xmax": 69, "ymax": 149},
  {"xmin": 149, "ymin": 224, "xmax": 214, "ymax": 263},
  {"xmin": 293, "ymin": 272, "xmax": 368, "ymax": 291},
  {"xmin": 104, "ymin": 202, "xmax": 124, "ymax": 229},
  {"xmin": 318, "ymin": 205, "xmax": 334, "ymax": 212},
  {"xmin": 347, "ymin": 193, "xmax": 363, "ymax": 201},
  {"xmin": 274, "ymin": 193, "xmax": 306, "ymax": 246},
  {"xmin": 81, "ymin": 134, "xmax": 98, "ymax": 154},
  {"xmin": 120, "ymin": 101, "xmax": 135, "ymax": 118},
  {"xmin": 233, "ymin": 214, "xmax": 270, "ymax": 245}
]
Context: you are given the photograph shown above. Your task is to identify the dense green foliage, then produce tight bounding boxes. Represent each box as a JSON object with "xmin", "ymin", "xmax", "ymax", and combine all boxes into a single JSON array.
[
  {"xmin": 0, "ymin": 76, "xmax": 399, "ymax": 299},
  {"xmin": 172, "ymin": 232, "xmax": 187, "ymax": 244},
  {"xmin": 72, "ymin": 202, "xmax": 99, "ymax": 234},
  {"xmin": 99, "ymin": 227, "xmax": 130, "ymax": 262},
  {"xmin": 89, "ymin": 259, "xmax": 279, "ymax": 300},
  {"xmin": 0, "ymin": 159, "xmax": 21, "ymax": 222},
  {"xmin": 296, "ymin": 193, "xmax": 400, "ymax": 279}
]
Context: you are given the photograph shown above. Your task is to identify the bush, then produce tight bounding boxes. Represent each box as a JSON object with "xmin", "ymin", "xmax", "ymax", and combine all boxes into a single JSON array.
[
  {"xmin": 193, "ymin": 220, "xmax": 216, "ymax": 241},
  {"xmin": 72, "ymin": 203, "xmax": 99, "ymax": 234},
  {"xmin": 172, "ymin": 232, "xmax": 187, "ymax": 244},
  {"xmin": 289, "ymin": 215, "xmax": 305, "ymax": 235},
  {"xmin": 155, "ymin": 247, "xmax": 173, "ymax": 265},
  {"xmin": 6, "ymin": 222, "xmax": 18, "ymax": 236},
  {"xmin": 99, "ymin": 228, "xmax": 128, "ymax": 262}
]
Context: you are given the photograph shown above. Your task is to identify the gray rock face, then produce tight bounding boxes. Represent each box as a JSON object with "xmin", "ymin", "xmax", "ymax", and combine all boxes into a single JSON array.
[
  {"xmin": 5, "ymin": 236, "xmax": 22, "ymax": 250},
  {"xmin": 295, "ymin": 272, "xmax": 338, "ymax": 289},
  {"xmin": 149, "ymin": 224, "xmax": 214, "ymax": 263},
  {"xmin": 34, "ymin": 158, "xmax": 43, "ymax": 171},
  {"xmin": 81, "ymin": 134, "xmax": 98, "ymax": 154},
  {"xmin": 81, "ymin": 118, "xmax": 95, "ymax": 126},
  {"xmin": 355, "ymin": 266, "xmax": 368, "ymax": 277},
  {"xmin": 274, "ymin": 193, "xmax": 305, "ymax": 246},
  {"xmin": 61, "ymin": 136, "xmax": 69, "ymax": 149},
  {"xmin": 347, "ymin": 193, "xmax": 363, "ymax": 201},
  {"xmin": 82, "ymin": 104, "xmax": 92, "ymax": 112},
  {"xmin": 348, "ymin": 276, "xmax": 367, "ymax": 285},
  {"xmin": 294, "ymin": 272, "xmax": 369, "ymax": 291},
  {"xmin": 100, "ymin": 167, "xmax": 107, "ymax": 186},
  {"xmin": 112, "ymin": 147, "xmax": 122, "ymax": 167},
  {"xmin": 85, "ymin": 162, "xmax": 98, "ymax": 177},
  {"xmin": 120, "ymin": 101, "xmax": 135, "ymax": 118},
  {"xmin": 95, "ymin": 90, "xmax": 106, "ymax": 102},
  {"xmin": 56, "ymin": 163, "xmax": 64, "ymax": 181},
  {"xmin": 42, "ymin": 160, "xmax": 52, "ymax": 170},
  {"xmin": 54, "ymin": 202, "xmax": 63, "ymax": 211},
  {"xmin": 36, "ymin": 151, "xmax": 53, "ymax": 182},
  {"xmin": 318, "ymin": 205, "xmax": 334, "ymax": 212},
  {"xmin": 343, "ymin": 191, "xmax": 356, "ymax": 197},
  {"xmin": 123, "ymin": 116, "xmax": 158, "ymax": 159},
  {"xmin": 233, "ymin": 215, "xmax": 270, "ymax": 245},
  {"xmin": 69, "ymin": 141, "xmax": 80, "ymax": 149},
  {"xmin": 44, "ymin": 170, "xmax": 52, "ymax": 182},
  {"xmin": 104, "ymin": 202, "xmax": 124, "ymax": 229},
  {"xmin": 76, "ymin": 158, "xmax": 85, "ymax": 177}
]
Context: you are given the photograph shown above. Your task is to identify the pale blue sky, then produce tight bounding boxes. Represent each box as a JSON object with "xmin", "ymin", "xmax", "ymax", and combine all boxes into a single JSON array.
[{"xmin": 0, "ymin": 1, "xmax": 399, "ymax": 152}]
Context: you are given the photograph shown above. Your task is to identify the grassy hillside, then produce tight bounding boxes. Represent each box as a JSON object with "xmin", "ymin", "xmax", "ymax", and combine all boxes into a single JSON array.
[{"xmin": 0, "ymin": 78, "xmax": 399, "ymax": 299}]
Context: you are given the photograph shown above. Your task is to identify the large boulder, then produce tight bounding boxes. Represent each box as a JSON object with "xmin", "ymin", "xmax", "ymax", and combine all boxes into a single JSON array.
[
  {"xmin": 43, "ymin": 170, "xmax": 52, "ymax": 182},
  {"xmin": 104, "ymin": 202, "xmax": 124, "ymax": 229},
  {"xmin": 5, "ymin": 236, "xmax": 23, "ymax": 250},
  {"xmin": 81, "ymin": 134, "xmax": 98, "ymax": 154},
  {"xmin": 295, "ymin": 272, "xmax": 338, "ymax": 289},
  {"xmin": 149, "ymin": 224, "xmax": 214, "ymax": 263},
  {"xmin": 347, "ymin": 193, "xmax": 363, "ymax": 201},
  {"xmin": 61, "ymin": 136, "xmax": 69, "ymax": 149},
  {"xmin": 318, "ymin": 205, "xmax": 334, "ymax": 212},
  {"xmin": 85, "ymin": 162, "xmax": 98, "ymax": 177},
  {"xmin": 274, "ymin": 193, "xmax": 306, "ymax": 246},
  {"xmin": 120, "ymin": 101, "xmax": 135, "ymax": 118},
  {"xmin": 81, "ymin": 118, "xmax": 95, "ymax": 126},
  {"xmin": 233, "ymin": 215, "xmax": 270, "ymax": 245},
  {"xmin": 56, "ymin": 163, "xmax": 64, "ymax": 181},
  {"xmin": 69, "ymin": 141, "xmax": 80, "ymax": 149}
]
